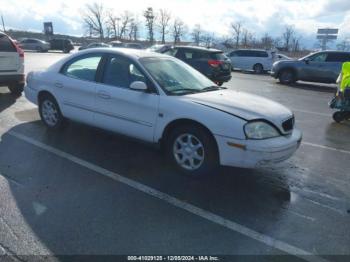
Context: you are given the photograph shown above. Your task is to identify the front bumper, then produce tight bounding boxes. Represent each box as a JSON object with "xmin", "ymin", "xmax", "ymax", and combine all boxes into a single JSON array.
[
  {"xmin": 270, "ymin": 70, "xmax": 278, "ymax": 78},
  {"xmin": 215, "ymin": 129, "xmax": 302, "ymax": 168},
  {"xmin": 24, "ymin": 85, "xmax": 38, "ymax": 105}
]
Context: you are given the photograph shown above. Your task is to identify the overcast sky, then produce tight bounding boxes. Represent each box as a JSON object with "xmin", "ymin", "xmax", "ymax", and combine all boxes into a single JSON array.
[{"xmin": 1, "ymin": 0, "xmax": 350, "ymax": 47}]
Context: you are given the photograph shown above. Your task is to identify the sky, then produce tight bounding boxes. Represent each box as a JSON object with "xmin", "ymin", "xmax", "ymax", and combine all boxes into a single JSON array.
[{"xmin": 1, "ymin": 0, "xmax": 350, "ymax": 48}]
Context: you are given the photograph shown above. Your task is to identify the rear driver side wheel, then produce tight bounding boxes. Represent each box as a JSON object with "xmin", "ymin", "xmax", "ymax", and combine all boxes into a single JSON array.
[{"xmin": 8, "ymin": 83, "xmax": 24, "ymax": 96}]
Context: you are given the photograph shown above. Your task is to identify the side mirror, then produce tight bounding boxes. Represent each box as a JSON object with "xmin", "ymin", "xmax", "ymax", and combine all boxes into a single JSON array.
[
  {"xmin": 304, "ymin": 58, "xmax": 310, "ymax": 64},
  {"xmin": 130, "ymin": 81, "xmax": 148, "ymax": 91}
]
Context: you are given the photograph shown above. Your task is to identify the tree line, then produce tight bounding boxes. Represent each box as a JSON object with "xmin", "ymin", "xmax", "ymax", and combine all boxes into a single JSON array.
[{"xmin": 83, "ymin": 2, "xmax": 349, "ymax": 52}]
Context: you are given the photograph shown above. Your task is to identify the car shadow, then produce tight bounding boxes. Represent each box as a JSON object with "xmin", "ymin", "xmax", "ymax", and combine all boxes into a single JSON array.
[
  {"xmin": 277, "ymin": 81, "xmax": 336, "ymax": 93},
  {"xmin": 1, "ymin": 120, "xmax": 295, "ymax": 254},
  {"xmin": 0, "ymin": 90, "xmax": 19, "ymax": 113}
]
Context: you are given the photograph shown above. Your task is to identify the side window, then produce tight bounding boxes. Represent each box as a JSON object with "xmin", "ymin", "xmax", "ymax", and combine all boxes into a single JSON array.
[
  {"xmin": 326, "ymin": 53, "xmax": 350, "ymax": 63},
  {"xmin": 184, "ymin": 51, "xmax": 194, "ymax": 59},
  {"xmin": 0, "ymin": 35, "xmax": 16, "ymax": 52},
  {"xmin": 62, "ymin": 55, "xmax": 102, "ymax": 82},
  {"xmin": 259, "ymin": 51, "xmax": 269, "ymax": 58},
  {"xmin": 164, "ymin": 48, "xmax": 178, "ymax": 57},
  {"xmin": 102, "ymin": 56, "xmax": 149, "ymax": 89},
  {"xmin": 310, "ymin": 53, "xmax": 327, "ymax": 62}
]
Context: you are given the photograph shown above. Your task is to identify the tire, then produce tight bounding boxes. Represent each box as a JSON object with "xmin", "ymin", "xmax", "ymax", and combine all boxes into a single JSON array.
[
  {"xmin": 253, "ymin": 63, "xmax": 263, "ymax": 74},
  {"xmin": 333, "ymin": 111, "xmax": 345, "ymax": 123},
  {"xmin": 217, "ymin": 82, "xmax": 223, "ymax": 86},
  {"xmin": 279, "ymin": 69, "xmax": 296, "ymax": 84},
  {"xmin": 36, "ymin": 46, "xmax": 43, "ymax": 52},
  {"xmin": 63, "ymin": 48, "xmax": 70, "ymax": 53},
  {"xmin": 39, "ymin": 94, "xmax": 66, "ymax": 129},
  {"xmin": 166, "ymin": 125, "xmax": 218, "ymax": 177},
  {"xmin": 8, "ymin": 83, "xmax": 24, "ymax": 96}
]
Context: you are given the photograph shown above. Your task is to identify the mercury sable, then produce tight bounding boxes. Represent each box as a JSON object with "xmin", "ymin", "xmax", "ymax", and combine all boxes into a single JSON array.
[{"xmin": 25, "ymin": 48, "xmax": 302, "ymax": 176}]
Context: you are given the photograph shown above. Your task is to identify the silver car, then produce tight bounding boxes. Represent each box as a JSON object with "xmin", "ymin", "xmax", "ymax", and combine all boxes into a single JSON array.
[
  {"xmin": 271, "ymin": 51, "xmax": 350, "ymax": 84},
  {"xmin": 19, "ymin": 38, "xmax": 50, "ymax": 52}
]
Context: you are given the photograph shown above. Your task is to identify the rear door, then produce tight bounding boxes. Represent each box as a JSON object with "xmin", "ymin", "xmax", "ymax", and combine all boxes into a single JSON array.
[
  {"xmin": 0, "ymin": 34, "xmax": 19, "ymax": 73},
  {"xmin": 56, "ymin": 53, "xmax": 104, "ymax": 124},
  {"xmin": 325, "ymin": 52, "xmax": 350, "ymax": 82}
]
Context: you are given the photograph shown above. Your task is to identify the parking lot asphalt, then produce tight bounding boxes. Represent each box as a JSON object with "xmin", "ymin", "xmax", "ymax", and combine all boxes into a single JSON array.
[{"xmin": 0, "ymin": 51, "xmax": 350, "ymax": 261}]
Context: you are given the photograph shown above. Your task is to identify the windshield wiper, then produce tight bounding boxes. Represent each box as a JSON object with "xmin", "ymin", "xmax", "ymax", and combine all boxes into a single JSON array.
[
  {"xmin": 200, "ymin": 86, "xmax": 227, "ymax": 92},
  {"xmin": 169, "ymin": 88, "xmax": 202, "ymax": 95}
]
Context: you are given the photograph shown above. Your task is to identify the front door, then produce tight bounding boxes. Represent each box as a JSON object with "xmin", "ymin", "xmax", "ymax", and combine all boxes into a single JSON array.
[{"xmin": 94, "ymin": 54, "xmax": 159, "ymax": 142}]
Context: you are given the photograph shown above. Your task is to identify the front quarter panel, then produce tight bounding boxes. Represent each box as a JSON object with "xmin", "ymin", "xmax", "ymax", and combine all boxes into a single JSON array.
[{"xmin": 155, "ymin": 96, "xmax": 247, "ymax": 142}]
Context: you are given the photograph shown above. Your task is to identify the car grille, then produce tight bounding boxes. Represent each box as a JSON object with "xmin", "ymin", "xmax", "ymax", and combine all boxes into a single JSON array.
[{"xmin": 282, "ymin": 116, "xmax": 294, "ymax": 132}]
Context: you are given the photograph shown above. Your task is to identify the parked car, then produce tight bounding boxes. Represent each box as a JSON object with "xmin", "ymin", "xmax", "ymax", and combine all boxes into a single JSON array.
[
  {"xmin": 0, "ymin": 31, "xmax": 25, "ymax": 95},
  {"xmin": 78, "ymin": 42, "xmax": 111, "ymax": 51},
  {"xmin": 109, "ymin": 40, "xmax": 124, "ymax": 47},
  {"xmin": 24, "ymin": 48, "xmax": 301, "ymax": 176},
  {"xmin": 49, "ymin": 38, "xmax": 74, "ymax": 53},
  {"xmin": 147, "ymin": 44, "xmax": 172, "ymax": 53},
  {"xmin": 122, "ymin": 43, "xmax": 143, "ymax": 49},
  {"xmin": 271, "ymin": 51, "xmax": 350, "ymax": 85},
  {"xmin": 19, "ymin": 38, "xmax": 50, "ymax": 52},
  {"xmin": 226, "ymin": 49, "xmax": 275, "ymax": 73},
  {"xmin": 275, "ymin": 53, "xmax": 292, "ymax": 61},
  {"xmin": 161, "ymin": 46, "xmax": 232, "ymax": 86}
]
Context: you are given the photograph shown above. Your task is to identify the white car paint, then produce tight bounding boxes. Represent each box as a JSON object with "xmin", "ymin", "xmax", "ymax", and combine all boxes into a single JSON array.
[
  {"xmin": 25, "ymin": 48, "xmax": 302, "ymax": 169},
  {"xmin": 227, "ymin": 49, "xmax": 275, "ymax": 72}
]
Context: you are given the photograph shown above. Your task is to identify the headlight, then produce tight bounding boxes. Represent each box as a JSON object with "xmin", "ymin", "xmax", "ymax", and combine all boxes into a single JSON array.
[{"xmin": 244, "ymin": 121, "xmax": 280, "ymax": 139}]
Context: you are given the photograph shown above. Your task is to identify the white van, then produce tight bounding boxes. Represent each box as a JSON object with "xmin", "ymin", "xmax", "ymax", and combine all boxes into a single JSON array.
[{"xmin": 226, "ymin": 49, "xmax": 275, "ymax": 73}]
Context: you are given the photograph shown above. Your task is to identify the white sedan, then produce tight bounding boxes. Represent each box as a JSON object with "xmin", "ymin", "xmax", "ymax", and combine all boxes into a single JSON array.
[{"xmin": 25, "ymin": 48, "xmax": 302, "ymax": 176}]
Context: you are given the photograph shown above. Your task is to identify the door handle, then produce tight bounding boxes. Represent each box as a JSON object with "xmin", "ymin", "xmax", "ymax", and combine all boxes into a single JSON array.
[
  {"xmin": 54, "ymin": 82, "xmax": 63, "ymax": 88},
  {"xmin": 97, "ymin": 91, "xmax": 111, "ymax": 99}
]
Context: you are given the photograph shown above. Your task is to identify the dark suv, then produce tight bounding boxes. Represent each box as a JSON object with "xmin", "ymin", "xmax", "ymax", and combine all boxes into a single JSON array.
[
  {"xmin": 271, "ymin": 51, "xmax": 350, "ymax": 84},
  {"xmin": 49, "ymin": 38, "xmax": 74, "ymax": 53},
  {"xmin": 162, "ymin": 46, "xmax": 231, "ymax": 86}
]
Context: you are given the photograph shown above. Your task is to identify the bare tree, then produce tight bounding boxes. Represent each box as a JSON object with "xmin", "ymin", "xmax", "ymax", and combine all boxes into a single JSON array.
[
  {"xmin": 282, "ymin": 25, "xmax": 295, "ymax": 51},
  {"xmin": 231, "ymin": 21, "xmax": 242, "ymax": 49},
  {"xmin": 260, "ymin": 33, "xmax": 274, "ymax": 49},
  {"xmin": 119, "ymin": 11, "xmax": 132, "ymax": 40},
  {"xmin": 172, "ymin": 18, "xmax": 186, "ymax": 44},
  {"xmin": 144, "ymin": 7, "xmax": 156, "ymax": 43},
  {"xmin": 107, "ymin": 11, "xmax": 119, "ymax": 39},
  {"xmin": 82, "ymin": 2, "xmax": 105, "ymax": 40},
  {"xmin": 337, "ymin": 39, "xmax": 350, "ymax": 51},
  {"xmin": 241, "ymin": 28, "xmax": 252, "ymax": 48},
  {"xmin": 201, "ymin": 32, "xmax": 214, "ymax": 48},
  {"xmin": 191, "ymin": 24, "xmax": 202, "ymax": 46},
  {"xmin": 291, "ymin": 35, "xmax": 301, "ymax": 52},
  {"xmin": 158, "ymin": 9, "xmax": 171, "ymax": 44}
]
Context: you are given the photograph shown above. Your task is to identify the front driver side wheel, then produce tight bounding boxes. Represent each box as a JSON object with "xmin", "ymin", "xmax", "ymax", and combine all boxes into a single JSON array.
[{"xmin": 279, "ymin": 69, "xmax": 296, "ymax": 84}]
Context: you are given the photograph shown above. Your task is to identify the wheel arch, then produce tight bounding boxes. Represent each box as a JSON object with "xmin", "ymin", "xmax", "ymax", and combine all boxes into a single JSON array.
[
  {"xmin": 159, "ymin": 118, "xmax": 219, "ymax": 158},
  {"xmin": 38, "ymin": 90, "xmax": 56, "ymax": 104},
  {"xmin": 277, "ymin": 67, "xmax": 297, "ymax": 78}
]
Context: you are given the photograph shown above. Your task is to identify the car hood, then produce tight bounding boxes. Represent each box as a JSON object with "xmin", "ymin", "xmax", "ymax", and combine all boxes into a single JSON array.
[{"xmin": 185, "ymin": 89, "xmax": 293, "ymax": 124}]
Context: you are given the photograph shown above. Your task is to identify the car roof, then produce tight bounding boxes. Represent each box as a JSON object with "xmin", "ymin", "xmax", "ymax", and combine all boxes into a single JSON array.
[
  {"xmin": 77, "ymin": 47, "xmax": 170, "ymax": 59},
  {"xmin": 172, "ymin": 45, "xmax": 223, "ymax": 52}
]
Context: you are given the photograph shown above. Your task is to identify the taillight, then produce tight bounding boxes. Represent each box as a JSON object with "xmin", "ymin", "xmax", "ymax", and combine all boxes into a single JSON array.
[
  {"xmin": 208, "ymin": 60, "xmax": 223, "ymax": 68},
  {"xmin": 9, "ymin": 37, "xmax": 24, "ymax": 58}
]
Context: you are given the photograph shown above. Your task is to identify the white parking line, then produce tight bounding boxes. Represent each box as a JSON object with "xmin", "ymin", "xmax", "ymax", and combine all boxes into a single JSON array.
[
  {"xmin": 5, "ymin": 129, "xmax": 328, "ymax": 262},
  {"xmin": 302, "ymin": 141, "xmax": 350, "ymax": 155}
]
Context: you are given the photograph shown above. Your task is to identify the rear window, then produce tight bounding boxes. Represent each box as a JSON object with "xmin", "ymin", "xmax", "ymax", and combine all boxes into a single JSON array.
[
  {"xmin": 210, "ymin": 52, "xmax": 226, "ymax": 60},
  {"xmin": 0, "ymin": 34, "xmax": 16, "ymax": 52}
]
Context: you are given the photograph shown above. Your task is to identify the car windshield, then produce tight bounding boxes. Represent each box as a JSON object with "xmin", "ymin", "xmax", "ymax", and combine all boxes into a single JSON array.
[{"xmin": 140, "ymin": 57, "xmax": 221, "ymax": 95}]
